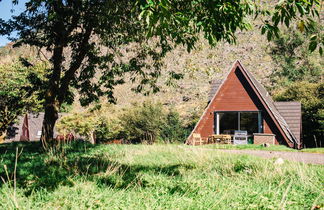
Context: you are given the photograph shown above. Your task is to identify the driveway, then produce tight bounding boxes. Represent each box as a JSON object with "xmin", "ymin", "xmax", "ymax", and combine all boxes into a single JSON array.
[
  {"xmin": 181, "ymin": 146, "xmax": 324, "ymax": 165},
  {"xmin": 217, "ymin": 149, "xmax": 324, "ymax": 165}
]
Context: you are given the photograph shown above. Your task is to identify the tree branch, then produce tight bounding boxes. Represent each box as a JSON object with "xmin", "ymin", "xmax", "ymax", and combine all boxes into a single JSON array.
[{"xmin": 58, "ymin": 26, "xmax": 93, "ymax": 104}]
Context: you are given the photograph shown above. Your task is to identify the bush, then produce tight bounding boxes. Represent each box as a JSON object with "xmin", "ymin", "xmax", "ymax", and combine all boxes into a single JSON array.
[
  {"xmin": 57, "ymin": 102, "xmax": 190, "ymax": 144},
  {"xmin": 56, "ymin": 106, "xmax": 124, "ymax": 144},
  {"xmin": 94, "ymin": 116, "xmax": 124, "ymax": 143},
  {"xmin": 120, "ymin": 101, "xmax": 166, "ymax": 144},
  {"xmin": 119, "ymin": 101, "xmax": 190, "ymax": 144},
  {"xmin": 160, "ymin": 109, "xmax": 188, "ymax": 143},
  {"xmin": 56, "ymin": 112, "xmax": 98, "ymax": 144}
]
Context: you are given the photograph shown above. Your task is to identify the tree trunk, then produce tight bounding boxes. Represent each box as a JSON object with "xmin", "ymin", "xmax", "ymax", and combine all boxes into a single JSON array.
[
  {"xmin": 41, "ymin": 100, "xmax": 59, "ymax": 149},
  {"xmin": 38, "ymin": 15, "xmax": 92, "ymax": 149}
]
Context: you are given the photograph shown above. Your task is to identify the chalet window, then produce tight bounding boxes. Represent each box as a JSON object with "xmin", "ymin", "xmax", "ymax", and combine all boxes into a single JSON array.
[
  {"xmin": 215, "ymin": 111, "xmax": 262, "ymax": 135},
  {"xmin": 218, "ymin": 112, "xmax": 238, "ymax": 134},
  {"xmin": 36, "ymin": 131, "xmax": 42, "ymax": 138},
  {"xmin": 240, "ymin": 112, "xmax": 259, "ymax": 134}
]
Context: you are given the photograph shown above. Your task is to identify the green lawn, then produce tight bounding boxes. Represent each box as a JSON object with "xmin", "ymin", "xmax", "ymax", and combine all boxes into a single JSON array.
[
  {"xmin": 0, "ymin": 142, "xmax": 323, "ymax": 209},
  {"xmin": 201, "ymin": 144, "xmax": 324, "ymax": 154}
]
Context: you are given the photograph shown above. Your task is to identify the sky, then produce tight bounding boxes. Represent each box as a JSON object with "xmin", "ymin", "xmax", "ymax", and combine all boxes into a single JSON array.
[{"xmin": 0, "ymin": 0, "xmax": 27, "ymax": 47}]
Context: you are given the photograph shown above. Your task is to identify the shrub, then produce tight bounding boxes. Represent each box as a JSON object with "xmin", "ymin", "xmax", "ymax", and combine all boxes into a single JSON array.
[
  {"xmin": 94, "ymin": 116, "xmax": 124, "ymax": 143},
  {"xmin": 119, "ymin": 101, "xmax": 166, "ymax": 144},
  {"xmin": 160, "ymin": 108, "xmax": 187, "ymax": 143},
  {"xmin": 56, "ymin": 106, "xmax": 124, "ymax": 144},
  {"xmin": 56, "ymin": 112, "xmax": 98, "ymax": 144},
  {"xmin": 57, "ymin": 102, "xmax": 190, "ymax": 144}
]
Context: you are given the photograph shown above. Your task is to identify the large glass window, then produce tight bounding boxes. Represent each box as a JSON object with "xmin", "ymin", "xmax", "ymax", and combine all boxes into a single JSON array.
[
  {"xmin": 240, "ymin": 112, "xmax": 259, "ymax": 134},
  {"xmin": 219, "ymin": 112, "xmax": 238, "ymax": 134},
  {"xmin": 215, "ymin": 111, "xmax": 261, "ymax": 135}
]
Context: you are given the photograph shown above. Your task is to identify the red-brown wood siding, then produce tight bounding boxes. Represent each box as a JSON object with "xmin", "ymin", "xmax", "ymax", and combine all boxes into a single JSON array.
[{"xmin": 191, "ymin": 64, "xmax": 287, "ymax": 145}]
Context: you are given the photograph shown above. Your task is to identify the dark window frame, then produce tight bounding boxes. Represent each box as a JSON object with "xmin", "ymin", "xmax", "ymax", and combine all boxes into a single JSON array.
[{"xmin": 214, "ymin": 111, "xmax": 263, "ymax": 134}]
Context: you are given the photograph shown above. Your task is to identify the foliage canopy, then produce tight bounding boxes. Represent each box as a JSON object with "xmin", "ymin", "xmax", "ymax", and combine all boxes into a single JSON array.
[
  {"xmin": 269, "ymin": 23, "xmax": 323, "ymax": 86},
  {"xmin": 0, "ymin": 59, "xmax": 45, "ymax": 136}
]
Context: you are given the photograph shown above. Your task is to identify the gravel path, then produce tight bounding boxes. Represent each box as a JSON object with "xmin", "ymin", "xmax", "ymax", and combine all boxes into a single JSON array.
[
  {"xmin": 181, "ymin": 146, "xmax": 324, "ymax": 165},
  {"xmin": 217, "ymin": 149, "xmax": 324, "ymax": 165}
]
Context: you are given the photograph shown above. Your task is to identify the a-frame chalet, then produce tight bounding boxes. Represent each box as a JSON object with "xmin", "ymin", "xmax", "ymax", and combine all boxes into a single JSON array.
[{"xmin": 186, "ymin": 60, "xmax": 301, "ymax": 148}]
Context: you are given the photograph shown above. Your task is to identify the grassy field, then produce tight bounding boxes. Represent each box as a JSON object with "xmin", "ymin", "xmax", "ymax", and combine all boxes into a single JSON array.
[
  {"xmin": 0, "ymin": 142, "xmax": 323, "ymax": 209},
  {"xmin": 201, "ymin": 144, "xmax": 324, "ymax": 154}
]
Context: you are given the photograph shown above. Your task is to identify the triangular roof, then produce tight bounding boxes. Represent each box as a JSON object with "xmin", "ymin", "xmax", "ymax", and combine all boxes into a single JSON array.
[
  {"xmin": 188, "ymin": 60, "xmax": 300, "ymax": 147},
  {"xmin": 6, "ymin": 112, "xmax": 67, "ymax": 141}
]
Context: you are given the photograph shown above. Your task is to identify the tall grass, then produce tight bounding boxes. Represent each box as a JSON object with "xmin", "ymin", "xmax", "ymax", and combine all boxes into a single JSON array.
[{"xmin": 0, "ymin": 142, "xmax": 323, "ymax": 209}]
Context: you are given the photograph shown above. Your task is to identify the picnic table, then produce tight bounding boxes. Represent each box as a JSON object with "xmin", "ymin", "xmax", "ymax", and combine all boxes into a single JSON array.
[{"xmin": 208, "ymin": 134, "xmax": 232, "ymax": 144}]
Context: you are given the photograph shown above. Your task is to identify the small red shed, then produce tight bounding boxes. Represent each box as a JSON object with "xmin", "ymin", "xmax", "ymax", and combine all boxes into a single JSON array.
[{"xmin": 186, "ymin": 60, "xmax": 301, "ymax": 148}]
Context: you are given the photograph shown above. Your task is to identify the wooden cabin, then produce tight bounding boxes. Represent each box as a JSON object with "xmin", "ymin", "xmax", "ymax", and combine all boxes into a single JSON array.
[{"xmin": 186, "ymin": 60, "xmax": 302, "ymax": 148}]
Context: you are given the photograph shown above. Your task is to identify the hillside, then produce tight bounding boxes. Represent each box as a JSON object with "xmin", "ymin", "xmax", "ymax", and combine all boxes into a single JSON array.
[
  {"xmin": 0, "ymin": 22, "xmax": 278, "ymax": 116},
  {"xmin": 112, "ymin": 28, "xmax": 276, "ymax": 117}
]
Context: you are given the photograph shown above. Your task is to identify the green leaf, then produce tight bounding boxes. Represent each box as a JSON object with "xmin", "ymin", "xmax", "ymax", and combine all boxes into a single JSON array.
[
  {"xmin": 261, "ymin": 26, "xmax": 266, "ymax": 35},
  {"xmin": 267, "ymin": 31, "xmax": 272, "ymax": 41},
  {"xmin": 138, "ymin": 10, "xmax": 145, "ymax": 20},
  {"xmin": 319, "ymin": 47, "xmax": 323, "ymax": 56},
  {"xmin": 197, "ymin": 21, "xmax": 203, "ymax": 26},
  {"xmin": 296, "ymin": 3, "xmax": 305, "ymax": 15},
  {"xmin": 284, "ymin": 18, "xmax": 290, "ymax": 27},
  {"xmin": 297, "ymin": 21, "xmax": 305, "ymax": 32},
  {"xmin": 309, "ymin": 41, "xmax": 317, "ymax": 52},
  {"xmin": 310, "ymin": 35, "xmax": 317, "ymax": 41}
]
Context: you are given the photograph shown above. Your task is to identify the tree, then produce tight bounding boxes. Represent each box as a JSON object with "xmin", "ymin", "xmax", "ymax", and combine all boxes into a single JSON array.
[
  {"xmin": 268, "ymin": 22, "xmax": 323, "ymax": 148},
  {"xmin": 0, "ymin": 59, "xmax": 44, "ymax": 137},
  {"xmin": 0, "ymin": 0, "xmax": 321, "ymax": 147},
  {"xmin": 140, "ymin": 0, "xmax": 323, "ymax": 53},
  {"xmin": 1, "ymin": 0, "xmax": 165, "ymax": 147},
  {"xmin": 269, "ymin": 22, "xmax": 323, "ymax": 88}
]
